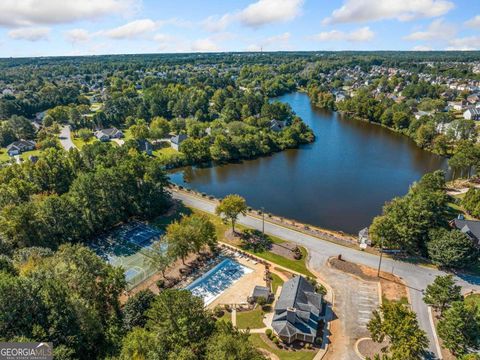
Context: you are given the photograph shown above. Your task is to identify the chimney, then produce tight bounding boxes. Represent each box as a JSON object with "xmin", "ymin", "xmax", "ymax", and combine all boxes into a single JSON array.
[{"xmin": 286, "ymin": 307, "xmax": 296, "ymax": 323}]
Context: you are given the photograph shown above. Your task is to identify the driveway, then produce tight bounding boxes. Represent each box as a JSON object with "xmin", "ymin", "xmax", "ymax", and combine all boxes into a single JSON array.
[
  {"xmin": 171, "ymin": 189, "xmax": 480, "ymax": 359},
  {"xmin": 59, "ymin": 126, "xmax": 76, "ymax": 151}
]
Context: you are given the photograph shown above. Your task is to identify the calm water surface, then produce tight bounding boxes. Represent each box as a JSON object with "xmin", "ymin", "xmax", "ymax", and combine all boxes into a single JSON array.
[{"xmin": 170, "ymin": 92, "xmax": 448, "ymax": 234}]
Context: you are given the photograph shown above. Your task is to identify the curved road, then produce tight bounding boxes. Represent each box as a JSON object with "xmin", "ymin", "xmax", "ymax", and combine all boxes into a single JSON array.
[{"xmin": 171, "ymin": 189, "xmax": 480, "ymax": 359}]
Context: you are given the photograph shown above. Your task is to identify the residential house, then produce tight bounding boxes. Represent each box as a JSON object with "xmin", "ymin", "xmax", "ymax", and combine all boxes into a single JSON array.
[
  {"xmin": 137, "ymin": 139, "xmax": 153, "ymax": 156},
  {"xmin": 447, "ymin": 100, "xmax": 467, "ymax": 111},
  {"xmin": 269, "ymin": 119, "xmax": 287, "ymax": 132},
  {"xmin": 464, "ymin": 107, "xmax": 480, "ymax": 121},
  {"xmin": 6, "ymin": 140, "xmax": 36, "ymax": 156},
  {"xmin": 271, "ymin": 276, "xmax": 324, "ymax": 344},
  {"xmin": 94, "ymin": 127, "xmax": 124, "ymax": 141},
  {"xmin": 170, "ymin": 134, "xmax": 188, "ymax": 151},
  {"xmin": 414, "ymin": 110, "xmax": 434, "ymax": 120},
  {"xmin": 452, "ymin": 218, "xmax": 480, "ymax": 247},
  {"xmin": 467, "ymin": 94, "xmax": 480, "ymax": 105}
]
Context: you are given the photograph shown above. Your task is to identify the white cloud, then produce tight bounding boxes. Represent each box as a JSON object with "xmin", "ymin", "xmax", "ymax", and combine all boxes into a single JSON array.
[
  {"xmin": 191, "ymin": 38, "xmax": 219, "ymax": 52},
  {"xmin": 0, "ymin": 0, "xmax": 137, "ymax": 27},
  {"xmin": 447, "ymin": 36, "xmax": 480, "ymax": 51},
  {"xmin": 323, "ymin": 0, "xmax": 454, "ymax": 24},
  {"xmin": 64, "ymin": 28, "xmax": 90, "ymax": 43},
  {"xmin": 103, "ymin": 19, "xmax": 158, "ymax": 39},
  {"xmin": 248, "ymin": 32, "xmax": 292, "ymax": 51},
  {"xmin": 202, "ymin": 14, "xmax": 234, "ymax": 32},
  {"xmin": 412, "ymin": 45, "xmax": 433, "ymax": 51},
  {"xmin": 311, "ymin": 27, "xmax": 375, "ymax": 42},
  {"xmin": 8, "ymin": 27, "xmax": 50, "ymax": 41},
  {"xmin": 404, "ymin": 19, "xmax": 456, "ymax": 41},
  {"xmin": 239, "ymin": 0, "xmax": 304, "ymax": 27},
  {"xmin": 465, "ymin": 15, "xmax": 480, "ymax": 29}
]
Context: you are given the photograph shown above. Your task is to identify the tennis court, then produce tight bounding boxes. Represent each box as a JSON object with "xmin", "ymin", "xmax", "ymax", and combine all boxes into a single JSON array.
[{"xmin": 89, "ymin": 222, "xmax": 166, "ymax": 290}]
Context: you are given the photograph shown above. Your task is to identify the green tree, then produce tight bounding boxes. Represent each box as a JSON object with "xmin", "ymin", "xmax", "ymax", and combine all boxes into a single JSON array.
[
  {"xmin": 206, "ymin": 322, "xmax": 266, "ymax": 360},
  {"xmin": 427, "ymin": 229, "xmax": 478, "ymax": 269},
  {"xmin": 148, "ymin": 240, "xmax": 171, "ymax": 277},
  {"xmin": 437, "ymin": 301, "xmax": 480, "ymax": 356},
  {"xmin": 215, "ymin": 194, "xmax": 248, "ymax": 233},
  {"xmin": 150, "ymin": 116, "xmax": 170, "ymax": 139},
  {"xmin": 123, "ymin": 289, "xmax": 156, "ymax": 331},
  {"xmin": 77, "ymin": 128, "xmax": 93, "ymax": 142},
  {"xmin": 423, "ymin": 275, "xmax": 463, "ymax": 315},
  {"xmin": 146, "ymin": 289, "xmax": 215, "ymax": 356},
  {"xmin": 367, "ymin": 301, "xmax": 428, "ymax": 360}
]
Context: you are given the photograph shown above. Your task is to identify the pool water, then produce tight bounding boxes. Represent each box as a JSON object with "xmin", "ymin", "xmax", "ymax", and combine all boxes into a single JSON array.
[{"xmin": 185, "ymin": 258, "xmax": 253, "ymax": 305}]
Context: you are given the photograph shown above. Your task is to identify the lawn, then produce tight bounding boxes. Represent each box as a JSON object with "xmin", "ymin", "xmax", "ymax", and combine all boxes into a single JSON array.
[
  {"xmin": 236, "ymin": 306, "xmax": 268, "ymax": 329},
  {"xmin": 271, "ymin": 273, "xmax": 284, "ymax": 293},
  {"xmin": 153, "ymin": 146, "xmax": 183, "ymax": 163},
  {"xmin": 465, "ymin": 293, "xmax": 480, "ymax": 313},
  {"xmin": 71, "ymin": 135, "xmax": 97, "ymax": 149},
  {"xmin": 249, "ymin": 334, "xmax": 317, "ymax": 360},
  {"xmin": 0, "ymin": 148, "xmax": 10, "ymax": 163},
  {"xmin": 19, "ymin": 149, "xmax": 43, "ymax": 161},
  {"xmin": 243, "ymin": 244, "xmax": 314, "ymax": 278}
]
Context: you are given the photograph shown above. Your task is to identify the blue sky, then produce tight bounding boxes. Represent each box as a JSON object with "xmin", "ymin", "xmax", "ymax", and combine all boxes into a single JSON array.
[{"xmin": 1, "ymin": 0, "xmax": 480, "ymax": 57}]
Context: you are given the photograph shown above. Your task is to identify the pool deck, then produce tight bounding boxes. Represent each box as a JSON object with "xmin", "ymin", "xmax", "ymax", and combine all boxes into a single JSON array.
[{"xmin": 207, "ymin": 255, "xmax": 268, "ymax": 309}]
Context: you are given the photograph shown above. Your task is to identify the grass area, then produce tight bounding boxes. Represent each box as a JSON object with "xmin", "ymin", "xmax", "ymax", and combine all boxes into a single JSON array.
[
  {"xmin": 271, "ymin": 273, "xmax": 284, "ymax": 293},
  {"xmin": 236, "ymin": 306, "xmax": 268, "ymax": 329},
  {"xmin": 19, "ymin": 149, "xmax": 43, "ymax": 161},
  {"xmin": 0, "ymin": 148, "xmax": 10, "ymax": 163},
  {"xmin": 217, "ymin": 310, "xmax": 232, "ymax": 324},
  {"xmin": 465, "ymin": 294, "xmax": 480, "ymax": 313},
  {"xmin": 90, "ymin": 102, "xmax": 103, "ymax": 112},
  {"xmin": 71, "ymin": 135, "xmax": 97, "ymax": 149},
  {"xmin": 249, "ymin": 334, "xmax": 317, "ymax": 360},
  {"xmin": 153, "ymin": 146, "xmax": 183, "ymax": 162},
  {"xmin": 244, "ymin": 245, "xmax": 314, "ymax": 277}
]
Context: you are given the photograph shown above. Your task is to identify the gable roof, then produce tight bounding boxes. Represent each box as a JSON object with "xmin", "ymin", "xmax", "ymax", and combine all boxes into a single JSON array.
[
  {"xmin": 272, "ymin": 276, "xmax": 323, "ymax": 340},
  {"xmin": 453, "ymin": 219, "xmax": 480, "ymax": 245},
  {"xmin": 171, "ymin": 134, "xmax": 188, "ymax": 145},
  {"xmin": 6, "ymin": 140, "xmax": 36, "ymax": 152}
]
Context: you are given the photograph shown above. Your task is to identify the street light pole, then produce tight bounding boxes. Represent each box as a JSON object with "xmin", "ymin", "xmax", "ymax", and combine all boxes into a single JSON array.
[{"xmin": 377, "ymin": 237, "xmax": 384, "ymax": 277}]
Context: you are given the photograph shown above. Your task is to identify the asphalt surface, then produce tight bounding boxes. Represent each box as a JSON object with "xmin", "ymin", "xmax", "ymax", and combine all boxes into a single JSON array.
[
  {"xmin": 59, "ymin": 126, "xmax": 76, "ymax": 151},
  {"xmin": 171, "ymin": 190, "xmax": 480, "ymax": 359}
]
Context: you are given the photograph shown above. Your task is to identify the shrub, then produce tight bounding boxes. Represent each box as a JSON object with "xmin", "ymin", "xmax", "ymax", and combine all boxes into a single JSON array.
[
  {"xmin": 265, "ymin": 329, "xmax": 273, "ymax": 338},
  {"xmin": 272, "ymin": 337, "xmax": 279, "ymax": 345},
  {"xmin": 213, "ymin": 305, "xmax": 224, "ymax": 318},
  {"xmin": 156, "ymin": 279, "xmax": 165, "ymax": 289}
]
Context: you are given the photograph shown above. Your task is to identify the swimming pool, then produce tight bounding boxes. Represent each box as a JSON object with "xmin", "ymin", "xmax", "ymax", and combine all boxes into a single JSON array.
[{"xmin": 185, "ymin": 258, "xmax": 253, "ymax": 305}]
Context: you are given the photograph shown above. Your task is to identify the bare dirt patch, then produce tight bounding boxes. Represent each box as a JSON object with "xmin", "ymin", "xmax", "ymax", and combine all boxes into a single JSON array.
[
  {"xmin": 357, "ymin": 338, "xmax": 389, "ymax": 359},
  {"xmin": 329, "ymin": 257, "xmax": 407, "ymax": 302}
]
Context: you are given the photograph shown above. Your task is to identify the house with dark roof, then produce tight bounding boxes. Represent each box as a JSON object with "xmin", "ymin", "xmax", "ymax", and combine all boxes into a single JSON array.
[
  {"xmin": 6, "ymin": 140, "xmax": 36, "ymax": 156},
  {"xmin": 452, "ymin": 218, "xmax": 480, "ymax": 247},
  {"xmin": 170, "ymin": 134, "xmax": 188, "ymax": 151},
  {"xmin": 94, "ymin": 127, "xmax": 124, "ymax": 141},
  {"xmin": 271, "ymin": 275, "xmax": 324, "ymax": 344},
  {"xmin": 269, "ymin": 119, "xmax": 287, "ymax": 132},
  {"xmin": 464, "ymin": 107, "xmax": 480, "ymax": 121}
]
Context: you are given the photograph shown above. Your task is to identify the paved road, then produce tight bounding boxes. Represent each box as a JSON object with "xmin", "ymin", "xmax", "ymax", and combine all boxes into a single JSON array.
[
  {"xmin": 59, "ymin": 126, "xmax": 76, "ymax": 151},
  {"xmin": 171, "ymin": 190, "xmax": 480, "ymax": 359}
]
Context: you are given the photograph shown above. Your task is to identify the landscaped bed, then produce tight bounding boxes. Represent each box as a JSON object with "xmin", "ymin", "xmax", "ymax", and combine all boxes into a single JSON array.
[{"xmin": 249, "ymin": 333, "xmax": 317, "ymax": 360}]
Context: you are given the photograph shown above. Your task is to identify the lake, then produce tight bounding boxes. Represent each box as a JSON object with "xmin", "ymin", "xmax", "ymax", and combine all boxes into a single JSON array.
[{"xmin": 170, "ymin": 92, "xmax": 448, "ymax": 234}]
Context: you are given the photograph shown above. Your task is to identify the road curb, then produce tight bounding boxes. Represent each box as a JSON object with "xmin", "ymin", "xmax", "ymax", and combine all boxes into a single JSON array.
[
  {"xmin": 428, "ymin": 306, "xmax": 443, "ymax": 360},
  {"xmin": 354, "ymin": 338, "xmax": 370, "ymax": 360}
]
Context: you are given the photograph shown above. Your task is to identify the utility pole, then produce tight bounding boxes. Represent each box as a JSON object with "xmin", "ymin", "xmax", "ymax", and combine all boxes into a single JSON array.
[
  {"xmin": 261, "ymin": 207, "xmax": 265, "ymax": 235},
  {"xmin": 377, "ymin": 238, "xmax": 384, "ymax": 277}
]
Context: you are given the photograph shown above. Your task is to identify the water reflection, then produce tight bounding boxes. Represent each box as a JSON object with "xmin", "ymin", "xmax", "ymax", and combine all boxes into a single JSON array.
[{"xmin": 170, "ymin": 92, "xmax": 448, "ymax": 234}]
